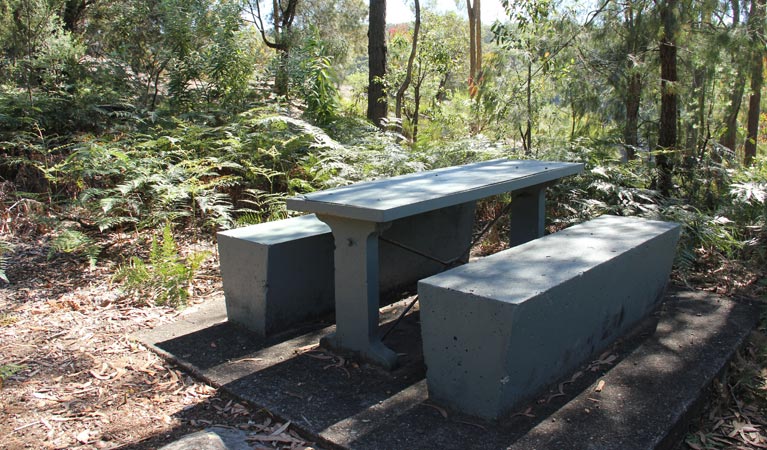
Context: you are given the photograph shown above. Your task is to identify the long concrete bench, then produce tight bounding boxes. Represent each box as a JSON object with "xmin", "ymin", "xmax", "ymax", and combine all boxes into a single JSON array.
[
  {"xmin": 418, "ymin": 214, "xmax": 681, "ymax": 421},
  {"xmin": 218, "ymin": 204, "xmax": 474, "ymax": 337}
]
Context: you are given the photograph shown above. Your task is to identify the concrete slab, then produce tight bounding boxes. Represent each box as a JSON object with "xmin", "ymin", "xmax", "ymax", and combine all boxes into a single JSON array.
[
  {"xmin": 135, "ymin": 288, "xmax": 757, "ymax": 450},
  {"xmin": 158, "ymin": 426, "xmax": 251, "ymax": 450}
]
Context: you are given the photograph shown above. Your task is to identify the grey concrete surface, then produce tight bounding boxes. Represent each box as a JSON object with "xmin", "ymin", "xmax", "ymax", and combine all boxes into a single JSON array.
[
  {"xmin": 418, "ymin": 215, "xmax": 681, "ymax": 420},
  {"xmin": 137, "ymin": 288, "xmax": 757, "ymax": 450},
  {"xmin": 286, "ymin": 159, "xmax": 583, "ymax": 368},
  {"xmin": 286, "ymin": 159, "xmax": 583, "ymax": 222},
  {"xmin": 217, "ymin": 214, "xmax": 335, "ymax": 336},
  {"xmin": 318, "ymin": 202, "xmax": 476, "ymax": 369},
  {"xmin": 217, "ymin": 204, "xmax": 475, "ymax": 340},
  {"xmin": 158, "ymin": 426, "xmax": 251, "ymax": 450}
]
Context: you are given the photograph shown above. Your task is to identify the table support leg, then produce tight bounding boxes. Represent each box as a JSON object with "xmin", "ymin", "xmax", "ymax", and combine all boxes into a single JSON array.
[
  {"xmin": 509, "ymin": 187, "xmax": 546, "ymax": 247},
  {"xmin": 316, "ymin": 215, "xmax": 398, "ymax": 369}
]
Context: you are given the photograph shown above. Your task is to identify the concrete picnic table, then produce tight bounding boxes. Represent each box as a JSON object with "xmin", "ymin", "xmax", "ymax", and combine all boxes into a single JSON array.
[{"xmin": 286, "ymin": 158, "xmax": 584, "ymax": 369}]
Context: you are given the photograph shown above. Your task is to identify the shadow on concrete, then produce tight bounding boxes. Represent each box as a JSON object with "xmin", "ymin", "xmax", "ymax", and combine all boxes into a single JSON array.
[{"xmin": 135, "ymin": 289, "xmax": 757, "ymax": 450}]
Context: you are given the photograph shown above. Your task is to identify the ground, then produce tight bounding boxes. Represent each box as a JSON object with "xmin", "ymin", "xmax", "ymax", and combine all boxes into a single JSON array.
[
  {"xmin": 0, "ymin": 230, "xmax": 765, "ymax": 450},
  {"xmin": 0, "ymin": 235, "xmax": 322, "ymax": 450}
]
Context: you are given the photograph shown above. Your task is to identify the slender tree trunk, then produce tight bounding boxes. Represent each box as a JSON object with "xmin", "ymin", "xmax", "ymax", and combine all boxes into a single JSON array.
[
  {"xmin": 275, "ymin": 49, "xmax": 290, "ymax": 97},
  {"xmin": 395, "ymin": 0, "xmax": 420, "ymax": 136},
  {"xmin": 368, "ymin": 0, "xmax": 388, "ymax": 128},
  {"xmin": 719, "ymin": 70, "xmax": 745, "ymax": 153},
  {"xmin": 656, "ymin": 0, "xmax": 678, "ymax": 197},
  {"xmin": 475, "ymin": 0, "xmax": 482, "ymax": 76},
  {"xmin": 467, "ymin": 0, "xmax": 481, "ymax": 94},
  {"xmin": 435, "ymin": 72, "xmax": 449, "ymax": 103},
  {"xmin": 62, "ymin": 0, "xmax": 87, "ymax": 33},
  {"xmin": 686, "ymin": 66, "xmax": 706, "ymax": 155},
  {"xmin": 624, "ymin": 72, "xmax": 642, "ymax": 160},
  {"xmin": 745, "ymin": 0, "xmax": 765, "ymax": 165},
  {"xmin": 413, "ymin": 76, "xmax": 422, "ymax": 142},
  {"xmin": 467, "ymin": 0, "xmax": 476, "ymax": 88},
  {"xmin": 523, "ymin": 43, "xmax": 532, "ymax": 155},
  {"xmin": 719, "ymin": 0, "xmax": 744, "ymax": 154}
]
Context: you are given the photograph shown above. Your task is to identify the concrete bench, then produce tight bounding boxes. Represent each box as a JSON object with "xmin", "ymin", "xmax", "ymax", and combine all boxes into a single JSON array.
[
  {"xmin": 218, "ymin": 215, "xmax": 335, "ymax": 336},
  {"xmin": 418, "ymin": 215, "xmax": 681, "ymax": 420},
  {"xmin": 218, "ymin": 204, "xmax": 475, "ymax": 337}
]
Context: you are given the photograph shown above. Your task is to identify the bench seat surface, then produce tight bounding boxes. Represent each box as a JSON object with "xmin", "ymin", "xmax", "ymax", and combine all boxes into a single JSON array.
[
  {"xmin": 218, "ymin": 214, "xmax": 330, "ymax": 245},
  {"xmin": 423, "ymin": 214, "xmax": 679, "ymax": 303}
]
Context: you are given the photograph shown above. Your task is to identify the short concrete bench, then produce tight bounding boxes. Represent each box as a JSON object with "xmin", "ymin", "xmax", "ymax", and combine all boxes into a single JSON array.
[
  {"xmin": 218, "ymin": 214, "xmax": 335, "ymax": 336},
  {"xmin": 418, "ymin": 214, "xmax": 681, "ymax": 421},
  {"xmin": 218, "ymin": 204, "xmax": 475, "ymax": 337}
]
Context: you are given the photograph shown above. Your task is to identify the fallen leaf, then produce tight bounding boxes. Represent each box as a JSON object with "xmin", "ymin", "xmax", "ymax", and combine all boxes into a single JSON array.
[
  {"xmin": 595, "ymin": 379, "xmax": 606, "ymax": 392},
  {"xmin": 296, "ymin": 344, "xmax": 319, "ymax": 354},
  {"xmin": 511, "ymin": 406, "xmax": 535, "ymax": 419},
  {"xmin": 76, "ymin": 430, "xmax": 90, "ymax": 444},
  {"xmin": 423, "ymin": 402, "xmax": 448, "ymax": 418},
  {"xmin": 270, "ymin": 421, "xmax": 291, "ymax": 436},
  {"xmin": 247, "ymin": 434, "xmax": 301, "ymax": 443},
  {"xmin": 233, "ymin": 358, "xmax": 264, "ymax": 364},
  {"xmin": 89, "ymin": 369, "xmax": 117, "ymax": 380},
  {"xmin": 32, "ymin": 392, "xmax": 59, "ymax": 401}
]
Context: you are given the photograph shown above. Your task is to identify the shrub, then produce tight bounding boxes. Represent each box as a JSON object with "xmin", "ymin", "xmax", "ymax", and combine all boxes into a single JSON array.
[{"xmin": 113, "ymin": 222, "xmax": 209, "ymax": 307}]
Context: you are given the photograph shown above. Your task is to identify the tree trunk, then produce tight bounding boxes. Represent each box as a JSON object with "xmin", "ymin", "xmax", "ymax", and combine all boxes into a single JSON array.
[
  {"xmin": 413, "ymin": 75, "xmax": 423, "ymax": 142},
  {"xmin": 395, "ymin": 0, "xmax": 420, "ymax": 136},
  {"xmin": 244, "ymin": 0, "xmax": 298, "ymax": 98},
  {"xmin": 745, "ymin": 0, "xmax": 765, "ymax": 165},
  {"xmin": 719, "ymin": 0, "xmax": 745, "ymax": 154},
  {"xmin": 62, "ymin": 0, "xmax": 87, "ymax": 33},
  {"xmin": 656, "ymin": 0, "xmax": 678, "ymax": 197},
  {"xmin": 719, "ymin": 69, "xmax": 745, "ymax": 153},
  {"xmin": 475, "ymin": 0, "xmax": 482, "ymax": 76},
  {"xmin": 524, "ymin": 43, "xmax": 532, "ymax": 155},
  {"xmin": 367, "ymin": 0, "xmax": 388, "ymax": 128},
  {"xmin": 275, "ymin": 49, "xmax": 290, "ymax": 97},
  {"xmin": 467, "ymin": 0, "xmax": 481, "ymax": 95},
  {"xmin": 686, "ymin": 66, "xmax": 706, "ymax": 155},
  {"xmin": 435, "ymin": 72, "xmax": 449, "ymax": 103},
  {"xmin": 624, "ymin": 72, "xmax": 642, "ymax": 160},
  {"xmin": 467, "ymin": 0, "xmax": 476, "ymax": 88}
]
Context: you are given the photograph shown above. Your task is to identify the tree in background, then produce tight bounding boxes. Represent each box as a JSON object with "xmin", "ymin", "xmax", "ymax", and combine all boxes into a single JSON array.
[
  {"xmin": 368, "ymin": 0, "xmax": 388, "ymax": 127},
  {"xmin": 655, "ymin": 0, "xmax": 678, "ymax": 196},
  {"xmin": 294, "ymin": 0, "xmax": 367, "ymax": 69},
  {"xmin": 745, "ymin": 0, "xmax": 765, "ymax": 165},
  {"xmin": 243, "ymin": 0, "xmax": 298, "ymax": 96},
  {"xmin": 395, "ymin": 0, "xmax": 420, "ymax": 135},
  {"xmin": 615, "ymin": 0, "xmax": 652, "ymax": 160},
  {"xmin": 496, "ymin": 0, "xmax": 563, "ymax": 154},
  {"xmin": 719, "ymin": 0, "xmax": 747, "ymax": 155},
  {"xmin": 467, "ymin": 0, "xmax": 481, "ymax": 96}
]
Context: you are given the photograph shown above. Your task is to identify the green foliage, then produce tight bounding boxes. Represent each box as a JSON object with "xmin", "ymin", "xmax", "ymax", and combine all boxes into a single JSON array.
[
  {"xmin": 48, "ymin": 224, "xmax": 100, "ymax": 268},
  {"xmin": 298, "ymin": 32, "xmax": 341, "ymax": 125},
  {"xmin": 657, "ymin": 205, "xmax": 743, "ymax": 272},
  {"xmin": 113, "ymin": 222, "xmax": 209, "ymax": 307},
  {"xmin": 0, "ymin": 239, "xmax": 12, "ymax": 283},
  {"xmin": 302, "ymin": 117, "xmax": 424, "ymax": 187},
  {"xmin": 0, "ymin": 363, "xmax": 24, "ymax": 386}
]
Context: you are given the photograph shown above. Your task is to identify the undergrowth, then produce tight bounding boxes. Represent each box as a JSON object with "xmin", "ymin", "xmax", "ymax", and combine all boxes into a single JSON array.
[{"xmin": 112, "ymin": 223, "xmax": 209, "ymax": 307}]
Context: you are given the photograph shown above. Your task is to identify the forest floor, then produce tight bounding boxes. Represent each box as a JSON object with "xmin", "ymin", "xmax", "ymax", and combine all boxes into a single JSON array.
[{"xmin": 0, "ymin": 228, "xmax": 765, "ymax": 450}]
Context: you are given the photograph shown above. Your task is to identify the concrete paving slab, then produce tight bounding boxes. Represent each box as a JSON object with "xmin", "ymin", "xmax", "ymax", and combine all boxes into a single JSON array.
[
  {"xmin": 158, "ymin": 426, "xmax": 251, "ymax": 450},
  {"xmin": 135, "ymin": 288, "xmax": 757, "ymax": 450}
]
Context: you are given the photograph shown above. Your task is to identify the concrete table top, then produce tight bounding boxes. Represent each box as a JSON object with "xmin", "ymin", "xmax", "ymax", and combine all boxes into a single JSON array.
[{"xmin": 286, "ymin": 159, "xmax": 584, "ymax": 222}]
